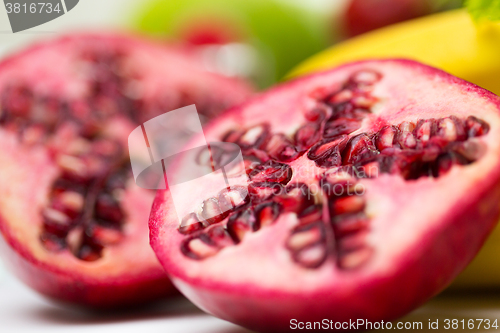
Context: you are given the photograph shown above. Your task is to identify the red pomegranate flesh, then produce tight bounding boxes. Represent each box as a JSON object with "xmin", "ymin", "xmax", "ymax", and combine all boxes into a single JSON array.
[
  {"xmin": 0, "ymin": 33, "xmax": 253, "ymax": 308},
  {"xmin": 149, "ymin": 60, "xmax": 500, "ymax": 331}
]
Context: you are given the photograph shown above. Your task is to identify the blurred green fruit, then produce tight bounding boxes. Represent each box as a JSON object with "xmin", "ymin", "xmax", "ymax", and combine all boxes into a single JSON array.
[{"xmin": 131, "ymin": 0, "xmax": 333, "ymax": 88}]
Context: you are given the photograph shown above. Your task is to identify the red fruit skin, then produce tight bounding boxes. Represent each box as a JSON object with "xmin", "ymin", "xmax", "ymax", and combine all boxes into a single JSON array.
[
  {"xmin": 152, "ymin": 185, "xmax": 500, "ymax": 331},
  {"xmin": 0, "ymin": 136, "xmax": 175, "ymax": 308},
  {"xmin": 0, "ymin": 231, "xmax": 176, "ymax": 308},
  {"xmin": 149, "ymin": 60, "xmax": 500, "ymax": 331},
  {"xmin": 0, "ymin": 33, "xmax": 253, "ymax": 308},
  {"xmin": 344, "ymin": 0, "xmax": 431, "ymax": 37}
]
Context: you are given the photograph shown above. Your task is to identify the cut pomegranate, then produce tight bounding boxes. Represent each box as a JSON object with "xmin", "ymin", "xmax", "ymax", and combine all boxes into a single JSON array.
[
  {"xmin": 0, "ymin": 33, "xmax": 253, "ymax": 308},
  {"xmin": 149, "ymin": 60, "xmax": 500, "ymax": 331}
]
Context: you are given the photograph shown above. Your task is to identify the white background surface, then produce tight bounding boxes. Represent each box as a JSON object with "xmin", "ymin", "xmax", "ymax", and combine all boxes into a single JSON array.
[
  {"xmin": 3, "ymin": 256, "xmax": 500, "ymax": 333},
  {"xmin": 2, "ymin": 1, "xmax": 500, "ymax": 332},
  {"xmin": 0, "ymin": 258, "xmax": 251, "ymax": 333}
]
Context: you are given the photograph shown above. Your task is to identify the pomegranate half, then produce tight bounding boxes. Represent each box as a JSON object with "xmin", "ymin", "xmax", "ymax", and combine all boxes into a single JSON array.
[
  {"xmin": 150, "ymin": 60, "xmax": 500, "ymax": 331},
  {"xmin": 0, "ymin": 33, "xmax": 253, "ymax": 308}
]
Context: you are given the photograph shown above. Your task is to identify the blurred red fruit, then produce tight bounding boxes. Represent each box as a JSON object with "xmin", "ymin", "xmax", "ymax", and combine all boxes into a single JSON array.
[{"xmin": 344, "ymin": 0, "xmax": 431, "ymax": 37}]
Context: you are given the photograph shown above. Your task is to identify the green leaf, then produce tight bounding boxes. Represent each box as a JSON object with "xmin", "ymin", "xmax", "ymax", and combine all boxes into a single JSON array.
[{"xmin": 466, "ymin": 0, "xmax": 500, "ymax": 22}]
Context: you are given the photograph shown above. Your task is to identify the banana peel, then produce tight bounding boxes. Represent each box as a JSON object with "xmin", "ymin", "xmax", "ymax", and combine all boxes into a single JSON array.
[{"xmin": 289, "ymin": 9, "xmax": 500, "ymax": 288}]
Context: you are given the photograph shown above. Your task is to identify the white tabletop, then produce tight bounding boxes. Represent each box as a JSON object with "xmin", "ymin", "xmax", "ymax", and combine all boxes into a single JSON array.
[
  {"xmin": 0, "ymin": 260, "xmax": 252, "ymax": 333},
  {"xmin": 2, "ymin": 257, "xmax": 500, "ymax": 333}
]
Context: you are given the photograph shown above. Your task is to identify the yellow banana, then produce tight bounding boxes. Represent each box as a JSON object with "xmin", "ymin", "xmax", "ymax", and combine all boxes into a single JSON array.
[{"xmin": 289, "ymin": 9, "xmax": 500, "ymax": 288}]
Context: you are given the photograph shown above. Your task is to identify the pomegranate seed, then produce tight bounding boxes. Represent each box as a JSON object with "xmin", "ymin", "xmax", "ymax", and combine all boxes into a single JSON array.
[
  {"xmin": 354, "ymin": 161, "xmax": 379, "ymax": 179},
  {"xmin": 209, "ymin": 143, "xmax": 241, "ymax": 170},
  {"xmin": 332, "ymin": 214, "xmax": 369, "ymax": 237},
  {"xmin": 206, "ymin": 225, "xmax": 234, "ymax": 248},
  {"xmin": 294, "ymin": 122, "xmax": 321, "ymax": 150},
  {"xmin": 466, "ymin": 116, "xmax": 490, "ymax": 137},
  {"xmin": 77, "ymin": 244, "xmax": 102, "ymax": 262},
  {"xmin": 308, "ymin": 135, "xmax": 348, "ymax": 161},
  {"xmin": 297, "ymin": 205, "xmax": 324, "ymax": 225},
  {"xmin": 40, "ymin": 233, "xmax": 66, "ymax": 252},
  {"xmin": 179, "ymin": 213, "xmax": 205, "ymax": 235},
  {"xmin": 42, "ymin": 208, "xmax": 73, "ymax": 237},
  {"xmin": 375, "ymin": 126, "xmax": 397, "ymax": 150},
  {"xmin": 321, "ymin": 167, "xmax": 364, "ymax": 196},
  {"xmin": 399, "ymin": 121, "xmax": 415, "ymax": 133},
  {"xmin": 437, "ymin": 117, "xmax": 460, "ymax": 142},
  {"xmin": 287, "ymin": 222, "xmax": 325, "ymax": 252},
  {"xmin": 380, "ymin": 151, "xmax": 423, "ymax": 180},
  {"xmin": 60, "ymin": 191, "xmax": 85, "ymax": 209},
  {"xmin": 243, "ymin": 156, "xmax": 263, "ymax": 174},
  {"xmin": 331, "ymin": 196, "xmax": 366, "ymax": 215},
  {"xmin": 414, "ymin": 119, "xmax": 437, "ymax": 144},
  {"xmin": 452, "ymin": 140, "xmax": 486, "ymax": 162},
  {"xmin": 349, "ymin": 70, "xmax": 382, "ymax": 87},
  {"xmin": 255, "ymin": 202, "xmax": 282, "ymax": 228},
  {"xmin": 196, "ymin": 146, "xmax": 214, "ymax": 168},
  {"xmin": 337, "ymin": 246, "xmax": 373, "ymax": 269},
  {"xmin": 57, "ymin": 155, "xmax": 87, "ymax": 179},
  {"xmin": 339, "ymin": 230, "xmax": 368, "ymax": 250},
  {"xmin": 95, "ymin": 194, "xmax": 124, "ymax": 224},
  {"xmin": 181, "ymin": 235, "xmax": 219, "ymax": 260},
  {"xmin": 351, "ymin": 94, "xmax": 377, "ymax": 108},
  {"xmin": 49, "ymin": 205, "xmax": 78, "ymax": 222},
  {"xmin": 218, "ymin": 186, "xmax": 250, "ymax": 213},
  {"xmin": 197, "ymin": 197, "xmax": 228, "ymax": 226},
  {"xmin": 90, "ymin": 225, "xmax": 123, "ymax": 246},
  {"xmin": 450, "ymin": 116, "xmax": 467, "ymax": 141},
  {"xmin": 420, "ymin": 144, "xmax": 441, "ymax": 162},
  {"xmin": 395, "ymin": 121, "xmax": 417, "ymax": 149},
  {"xmin": 274, "ymin": 183, "xmax": 315, "ymax": 214},
  {"xmin": 323, "ymin": 118, "xmax": 361, "ymax": 138},
  {"xmin": 248, "ymin": 182, "xmax": 284, "ymax": 203},
  {"xmin": 227, "ymin": 209, "xmax": 257, "ymax": 243},
  {"xmin": 293, "ymin": 243, "xmax": 328, "ymax": 269},
  {"xmin": 244, "ymin": 149, "xmax": 270, "ymax": 165},
  {"xmin": 43, "ymin": 207, "xmax": 71, "ymax": 225},
  {"xmin": 327, "ymin": 89, "xmax": 354, "ymax": 104},
  {"xmin": 237, "ymin": 124, "xmax": 269, "ymax": 150},
  {"xmin": 66, "ymin": 226, "xmax": 84, "ymax": 256},
  {"xmin": 265, "ymin": 134, "xmax": 300, "ymax": 162},
  {"xmin": 432, "ymin": 152, "xmax": 468, "ymax": 177},
  {"xmin": 342, "ymin": 134, "xmax": 378, "ymax": 165},
  {"xmin": 304, "ymin": 107, "xmax": 326, "ymax": 122},
  {"xmin": 321, "ymin": 166, "xmax": 357, "ymax": 184},
  {"xmin": 329, "ymin": 102, "xmax": 355, "ymax": 119},
  {"xmin": 248, "ymin": 161, "xmax": 293, "ymax": 185}
]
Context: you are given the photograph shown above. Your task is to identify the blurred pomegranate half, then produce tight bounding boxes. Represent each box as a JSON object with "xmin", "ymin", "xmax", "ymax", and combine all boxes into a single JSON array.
[
  {"xmin": 150, "ymin": 60, "xmax": 500, "ymax": 331},
  {"xmin": 0, "ymin": 33, "xmax": 253, "ymax": 308}
]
